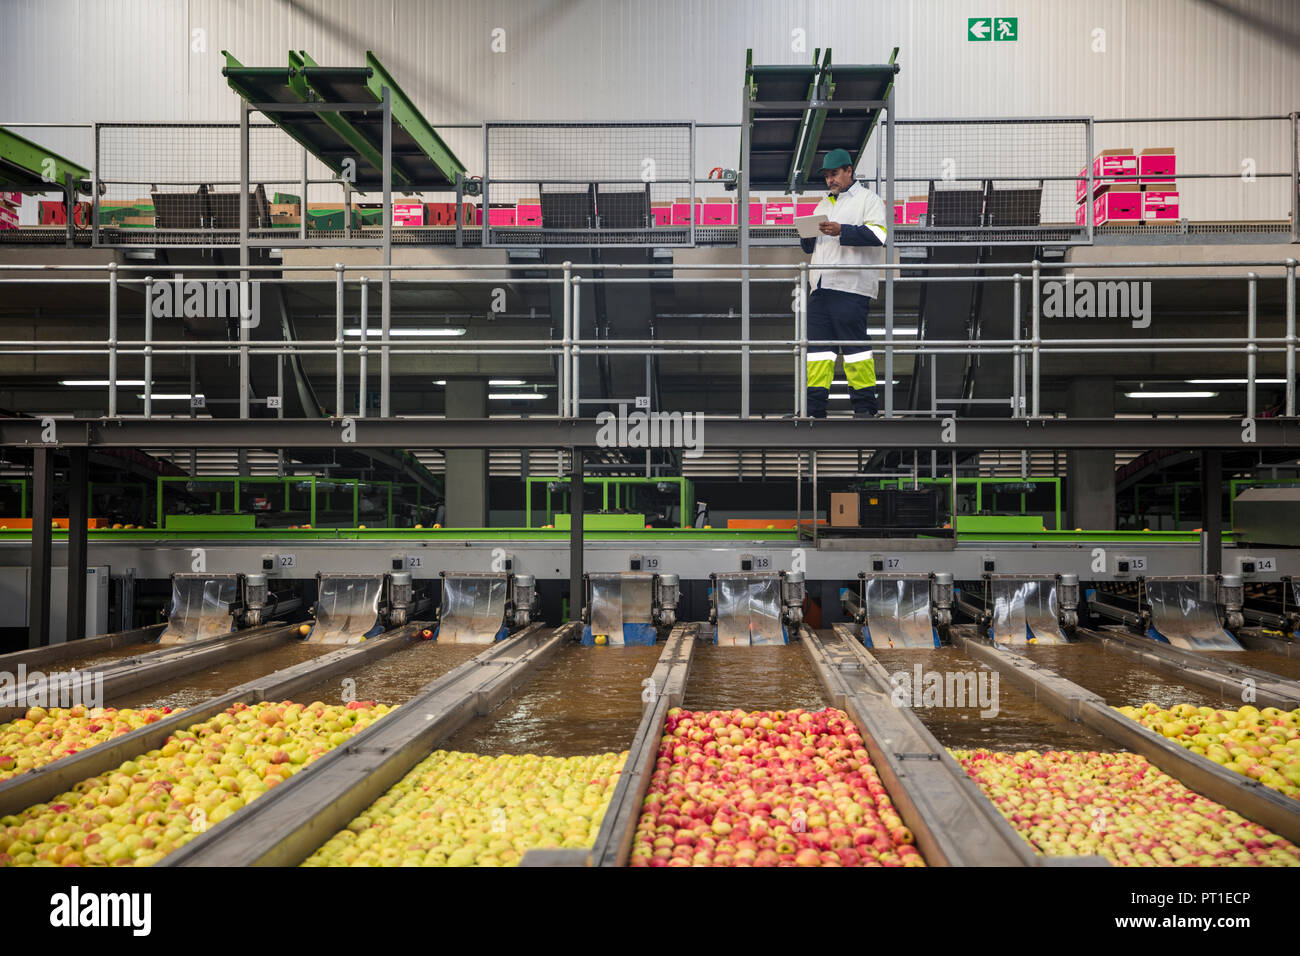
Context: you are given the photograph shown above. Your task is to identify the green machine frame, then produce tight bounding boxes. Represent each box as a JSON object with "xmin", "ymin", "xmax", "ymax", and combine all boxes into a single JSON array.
[
  {"xmin": 525, "ymin": 476, "xmax": 694, "ymax": 530},
  {"xmin": 863, "ymin": 476, "xmax": 1062, "ymax": 531},
  {"xmin": 157, "ymin": 475, "xmax": 403, "ymax": 528}
]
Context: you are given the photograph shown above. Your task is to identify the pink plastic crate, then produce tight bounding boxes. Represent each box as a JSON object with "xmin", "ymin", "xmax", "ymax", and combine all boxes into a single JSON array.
[
  {"xmin": 0, "ymin": 204, "xmax": 17, "ymax": 230},
  {"xmin": 747, "ymin": 200, "xmax": 763, "ymax": 225},
  {"xmin": 795, "ymin": 200, "xmax": 819, "ymax": 217},
  {"xmin": 651, "ymin": 203, "xmax": 672, "ymax": 226},
  {"xmin": 904, "ymin": 197, "xmax": 928, "ymax": 225},
  {"xmin": 0, "ymin": 191, "xmax": 21, "ymax": 206},
  {"xmin": 1142, "ymin": 186, "xmax": 1179, "ymax": 220},
  {"xmin": 894, "ymin": 202, "xmax": 905, "ymax": 225},
  {"xmin": 1093, "ymin": 185, "xmax": 1142, "ymax": 224}
]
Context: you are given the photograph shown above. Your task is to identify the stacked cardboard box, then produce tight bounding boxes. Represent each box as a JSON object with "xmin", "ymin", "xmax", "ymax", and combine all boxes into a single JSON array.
[
  {"xmin": 0, "ymin": 190, "xmax": 20, "ymax": 231},
  {"xmin": 1076, "ymin": 148, "xmax": 1179, "ymax": 224}
]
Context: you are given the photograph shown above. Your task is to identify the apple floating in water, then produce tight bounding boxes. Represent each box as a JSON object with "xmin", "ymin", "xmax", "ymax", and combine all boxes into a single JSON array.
[{"xmin": 298, "ymin": 623, "xmax": 312, "ymax": 637}]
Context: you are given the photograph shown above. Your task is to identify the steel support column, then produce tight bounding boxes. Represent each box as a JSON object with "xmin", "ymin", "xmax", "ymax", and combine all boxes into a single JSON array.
[
  {"xmin": 29, "ymin": 448, "xmax": 54, "ymax": 648},
  {"xmin": 1202, "ymin": 450, "xmax": 1223, "ymax": 575},
  {"xmin": 569, "ymin": 449, "xmax": 584, "ymax": 623},
  {"xmin": 66, "ymin": 448, "xmax": 88, "ymax": 642}
]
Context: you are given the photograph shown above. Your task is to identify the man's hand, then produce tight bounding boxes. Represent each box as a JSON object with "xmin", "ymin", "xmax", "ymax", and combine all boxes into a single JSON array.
[{"xmin": 818, "ymin": 221, "xmax": 841, "ymax": 236}]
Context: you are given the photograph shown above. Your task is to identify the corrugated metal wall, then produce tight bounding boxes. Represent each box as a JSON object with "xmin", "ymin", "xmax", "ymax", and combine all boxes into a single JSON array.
[{"xmin": 3, "ymin": 0, "xmax": 1297, "ymax": 218}]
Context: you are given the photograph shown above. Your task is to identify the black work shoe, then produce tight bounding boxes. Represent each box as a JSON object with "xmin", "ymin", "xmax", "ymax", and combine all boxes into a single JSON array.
[{"xmin": 853, "ymin": 409, "xmax": 881, "ymax": 419}]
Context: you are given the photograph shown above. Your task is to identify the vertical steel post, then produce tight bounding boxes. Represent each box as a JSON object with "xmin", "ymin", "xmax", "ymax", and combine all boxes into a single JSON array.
[
  {"xmin": 739, "ymin": 86, "xmax": 751, "ymax": 419},
  {"xmin": 798, "ymin": 263, "xmax": 809, "ymax": 417},
  {"xmin": 561, "ymin": 261, "xmax": 572, "ymax": 417},
  {"xmin": 1031, "ymin": 259, "xmax": 1041, "ymax": 417},
  {"xmin": 143, "ymin": 277, "xmax": 153, "ymax": 418},
  {"xmin": 92, "ymin": 123, "xmax": 101, "ymax": 246},
  {"xmin": 1202, "ymin": 450, "xmax": 1222, "ymax": 575},
  {"xmin": 1085, "ymin": 117, "xmax": 1095, "ymax": 243},
  {"xmin": 335, "ymin": 263, "xmax": 345, "ymax": 416},
  {"xmin": 571, "ymin": 275, "xmax": 582, "ymax": 417},
  {"xmin": 1287, "ymin": 259, "xmax": 1296, "ymax": 417},
  {"xmin": 1012, "ymin": 274, "xmax": 1022, "ymax": 417},
  {"xmin": 950, "ymin": 450, "xmax": 959, "ymax": 533},
  {"xmin": 66, "ymin": 448, "xmax": 88, "ymax": 642},
  {"xmin": 454, "ymin": 171, "xmax": 464, "ymax": 249},
  {"xmin": 300, "ymin": 147, "xmax": 308, "ymax": 242},
  {"xmin": 569, "ymin": 449, "xmax": 584, "ymax": 622},
  {"xmin": 381, "ymin": 88, "xmax": 393, "ymax": 418},
  {"xmin": 796, "ymin": 451, "xmax": 803, "ymax": 538},
  {"xmin": 239, "ymin": 99, "xmax": 251, "ymax": 420},
  {"xmin": 1291, "ymin": 112, "xmax": 1299, "ymax": 244},
  {"xmin": 1247, "ymin": 272, "xmax": 1257, "ymax": 420},
  {"xmin": 108, "ymin": 262, "xmax": 118, "ymax": 416},
  {"xmin": 276, "ymin": 354, "xmax": 285, "ymax": 477},
  {"xmin": 359, "ymin": 277, "xmax": 369, "ymax": 418},
  {"xmin": 64, "ymin": 172, "xmax": 74, "ymax": 248},
  {"xmin": 812, "ymin": 450, "xmax": 819, "ymax": 547},
  {"xmin": 29, "ymin": 447, "xmax": 53, "ymax": 648},
  {"xmin": 884, "ymin": 84, "xmax": 896, "ymax": 417}
]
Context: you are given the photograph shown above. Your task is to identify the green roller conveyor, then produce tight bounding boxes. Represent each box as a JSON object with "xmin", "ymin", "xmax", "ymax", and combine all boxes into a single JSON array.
[{"xmin": 220, "ymin": 49, "xmax": 466, "ymax": 194}]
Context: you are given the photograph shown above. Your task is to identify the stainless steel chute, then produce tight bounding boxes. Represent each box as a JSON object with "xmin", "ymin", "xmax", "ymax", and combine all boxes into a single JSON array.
[{"xmin": 160, "ymin": 574, "xmax": 239, "ymax": 644}]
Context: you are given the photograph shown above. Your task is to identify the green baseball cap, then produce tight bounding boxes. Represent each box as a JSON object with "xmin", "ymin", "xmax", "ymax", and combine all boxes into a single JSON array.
[{"xmin": 820, "ymin": 148, "xmax": 854, "ymax": 172}]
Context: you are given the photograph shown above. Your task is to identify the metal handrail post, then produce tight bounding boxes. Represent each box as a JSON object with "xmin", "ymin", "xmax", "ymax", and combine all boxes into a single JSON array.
[
  {"xmin": 1287, "ymin": 259, "xmax": 1296, "ymax": 417},
  {"xmin": 108, "ymin": 262, "xmax": 118, "ymax": 416},
  {"xmin": 561, "ymin": 261, "xmax": 572, "ymax": 418},
  {"xmin": 335, "ymin": 263, "xmax": 344, "ymax": 417},
  {"xmin": 1247, "ymin": 272, "xmax": 1257, "ymax": 420},
  {"xmin": 571, "ymin": 275, "xmax": 582, "ymax": 417},
  {"xmin": 381, "ymin": 87, "xmax": 393, "ymax": 419},
  {"xmin": 358, "ymin": 277, "xmax": 368, "ymax": 418},
  {"xmin": 798, "ymin": 262, "xmax": 809, "ymax": 417},
  {"xmin": 1031, "ymin": 260, "xmax": 1041, "ymax": 417},
  {"xmin": 143, "ymin": 277, "xmax": 153, "ymax": 418},
  {"xmin": 1011, "ymin": 273, "xmax": 1022, "ymax": 418}
]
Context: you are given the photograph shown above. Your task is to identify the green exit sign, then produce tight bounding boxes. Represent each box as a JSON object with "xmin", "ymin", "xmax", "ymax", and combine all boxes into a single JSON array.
[{"xmin": 969, "ymin": 16, "xmax": 1018, "ymax": 41}]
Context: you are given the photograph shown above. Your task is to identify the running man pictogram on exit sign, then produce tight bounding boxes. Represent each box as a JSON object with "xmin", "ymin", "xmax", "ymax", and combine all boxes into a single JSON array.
[{"xmin": 969, "ymin": 17, "xmax": 1018, "ymax": 41}]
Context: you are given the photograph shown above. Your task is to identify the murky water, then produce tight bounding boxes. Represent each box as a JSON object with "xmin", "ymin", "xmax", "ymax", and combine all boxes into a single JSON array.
[
  {"xmin": 870, "ymin": 648, "xmax": 1116, "ymax": 752},
  {"xmin": 682, "ymin": 643, "xmax": 828, "ymax": 713},
  {"xmin": 112, "ymin": 642, "xmax": 335, "ymax": 709},
  {"xmin": 45, "ymin": 642, "xmax": 165, "ymax": 672},
  {"xmin": 441, "ymin": 644, "xmax": 661, "ymax": 757},
  {"xmin": 292, "ymin": 640, "xmax": 485, "ymax": 706},
  {"xmin": 1201, "ymin": 649, "xmax": 1300, "ymax": 683},
  {"xmin": 1020, "ymin": 644, "xmax": 1234, "ymax": 710}
]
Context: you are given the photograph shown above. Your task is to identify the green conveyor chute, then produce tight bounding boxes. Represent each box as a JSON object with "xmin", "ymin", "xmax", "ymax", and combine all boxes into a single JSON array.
[
  {"xmin": 220, "ymin": 49, "xmax": 466, "ymax": 194},
  {"xmin": 743, "ymin": 47, "xmax": 899, "ymax": 194},
  {"xmin": 0, "ymin": 126, "xmax": 91, "ymax": 193}
]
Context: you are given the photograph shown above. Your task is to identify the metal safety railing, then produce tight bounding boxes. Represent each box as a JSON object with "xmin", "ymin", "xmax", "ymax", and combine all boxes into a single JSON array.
[{"xmin": 0, "ymin": 256, "xmax": 1296, "ymax": 423}]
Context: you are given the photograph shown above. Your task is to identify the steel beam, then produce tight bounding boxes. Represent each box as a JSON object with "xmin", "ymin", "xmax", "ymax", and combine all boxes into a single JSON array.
[
  {"xmin": 570, "ymin": 450, "xmax": 584, "ymax": 622},
  {"xmin": 2, "ymin": 416, "xmax": 1294, "ymax": 450}
]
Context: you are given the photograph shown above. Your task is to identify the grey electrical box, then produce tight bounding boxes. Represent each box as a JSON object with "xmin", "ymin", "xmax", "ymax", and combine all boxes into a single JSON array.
[{"xmin": 0, "ymin": 567, "xmax": 110, "ymax": 641}]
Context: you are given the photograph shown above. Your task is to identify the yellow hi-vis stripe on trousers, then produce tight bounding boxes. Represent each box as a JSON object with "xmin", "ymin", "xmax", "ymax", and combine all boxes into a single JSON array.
[
  {"xmin": 806, "ymin": 350, "xmax": 836, "ymax": 389},
  {"xmin": 844, "ymin": 349, "xmax": 877, "ymax": 389}
]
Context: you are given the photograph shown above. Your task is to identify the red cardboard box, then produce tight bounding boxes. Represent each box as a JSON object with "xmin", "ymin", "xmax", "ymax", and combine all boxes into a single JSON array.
[
  {"xmin": 671, "ymin": 197, "xmax": 702, "ymax": 225},
  {"xmin": 0, "ymin": 204, "xmax": 18, "ymax": 230},
  {"xmin": 1077, "ymin": 149, "xmax": 1139, "ymax": 202},
  {"xmin": 1139, "ymin": 147, "xmax": 1176, "ymax": 183},
  {"xmin": 0, "ymin": 191, "xmax": 21, "ymax": 206},
  {"xmin": 795, "ymin": 200, "xmax": 819, "ymax": 217},
  {"xmin": 1142, "ymin": 184, "xmax": 1180, "ymax": 220},
  {"xmin": 1092, "ymin": 183, "xmax": 1142, "ymax": 224},
  {"xmin": 894, "ymin": 202, "xmax": 906, "ymax": 225},
  {"xmin": 515, "ymin": 198, "xmax": 542, "ymax": 227},
  {"xmin": 38, "ymin": 200, "xmax": 91, "ymax": 226},
  {"xmin": 747, "ymin": 199, "xmax": 763, "ymax": 225},
  {"xmin": 904, "ymin": 195, "xmax": 928, "ymax": 225},
  {"xmin": 701, "ymin": 197, "xmax": 734, "ymax": 225},
  {"xmin": 764, "ymin": 196, "xmax": 794, "ymax": 225},
  {"xmin": 651, "ymin": 201, "xmax": 672, "ymax": 226}
]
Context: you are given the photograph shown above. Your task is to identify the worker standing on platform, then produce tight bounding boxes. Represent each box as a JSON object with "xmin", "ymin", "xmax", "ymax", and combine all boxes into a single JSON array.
[{"xmin": 799, "ymin": 148, "xmax": 888, "ymax": 418}]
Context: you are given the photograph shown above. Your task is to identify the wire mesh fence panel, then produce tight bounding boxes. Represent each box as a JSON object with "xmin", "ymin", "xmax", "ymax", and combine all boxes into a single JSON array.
[
  {"xmin": 869, "ymin": 118, "xmax": 1089, "ymax": 242},
  {"xmin": 484, "ymin": 122, "xmax": 694, "ymax": 245},
  {"xmin": 95, "ymin": 123, "xmax": 362, "ymax": 245}
]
